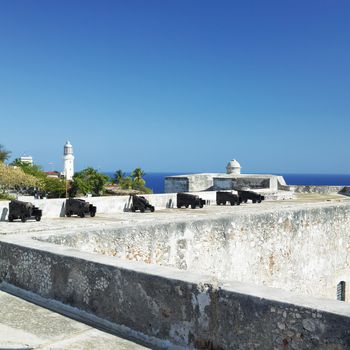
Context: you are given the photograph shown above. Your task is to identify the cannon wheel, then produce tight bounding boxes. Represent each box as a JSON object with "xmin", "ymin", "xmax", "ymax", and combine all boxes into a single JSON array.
[
  {"xmin": 90, "ymin": 211, "xmax": 96, "ymax": 217},
  {"xmin": 258, "ymin": 199, "xmax": 262, "ymax": 203},
  {"xmin": 35, "ymin": 216, "xmax": 41, "ymax": 222},
  {"xmin": 8, "ymin": 215, "xmax": 14, "ymax": 222},
  {"xmin": 21, "ymin": 215, "xmax": 27, "ymax": 223},
  {"xmin": 191, "ymin": 204, "xmax": 196, "ymax": 209},
  {"xmin": 79, "ymin": 211, "xmax": 85, "ymax": 218},
  {"xmin": 199, "ymin": 203, "xmax": 203, "ymax": 208},
  {"xmin": 150, "ymin": 206, "xmax": 155, "ymax": 212}
]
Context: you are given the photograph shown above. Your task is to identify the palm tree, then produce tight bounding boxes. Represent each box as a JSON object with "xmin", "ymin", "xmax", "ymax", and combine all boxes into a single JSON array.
[
  {"xmin": 131, "ymin": 167, "xmax": 145, "ymax": 181},
  {"xmin": 114, "ymin": 169, "xmax": 125, "ymax": 184},
  {"xmin": 0, "ymin": 144, "xmax": 11, "ymax": 163}
]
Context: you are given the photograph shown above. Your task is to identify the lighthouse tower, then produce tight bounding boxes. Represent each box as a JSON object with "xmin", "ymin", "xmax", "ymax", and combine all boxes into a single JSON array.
[{"xmin": 63, "ymin": 141, "xmax": 74, "ymax": 180}]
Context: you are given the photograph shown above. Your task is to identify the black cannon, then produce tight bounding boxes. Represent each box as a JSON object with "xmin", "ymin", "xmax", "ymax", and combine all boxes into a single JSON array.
[
  {"xmin": 8, "ymin": 200, "xmax": 42, "ymax": 222},
  {"xmin": 65, "ymin": 198, "xmax": 96, "ymax": 218},
  {"xmin": 237, "ymin": 190, "xmax": 265, "ymax": 204},
  {"xmin": 131, "ymin": 195, "xmax": 155, "ymax": 213},
  {"xmin": 216, "ymin": 191, "xmax": 241, "ymax": 206},
  {"xmin": 177, "ymin": 193, "xmax": 205, "ymax": 209}
]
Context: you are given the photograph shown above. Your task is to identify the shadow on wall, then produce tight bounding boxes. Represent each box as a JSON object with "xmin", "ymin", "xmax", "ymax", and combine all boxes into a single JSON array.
[
  {"xmin": 0, "ymin": 207, "xmax": 8, "ymax": 221},
  {"xmin": 166, "ymin": 199, "xmax": 173, "ymax": 208}
]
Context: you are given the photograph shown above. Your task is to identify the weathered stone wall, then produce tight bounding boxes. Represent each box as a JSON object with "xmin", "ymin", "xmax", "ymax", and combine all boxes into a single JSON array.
[
  {"xmin": 213, "ymin": 177, "xmax": 275, "ymax": 190},
  {"xmin": 164, "ymin": 177, "xmax": 189, "ymax": 193},
  {"xmin": 290, "ymin": 185, "xmax": 350, "ymax": 194},
  {"xmin": 164, "ymin": 175, "xmax": 215, "ymax": 193},
  {"xmin": 1, "ymin": 237, "xmax": 350, "ymax": 349},
  {"xmin": 166, "ymin": 174, "xmax": 284, "ymax": 193},
  {"xmin": 39, "ymin": 202, "xmax": 350, "ymax": 301}
]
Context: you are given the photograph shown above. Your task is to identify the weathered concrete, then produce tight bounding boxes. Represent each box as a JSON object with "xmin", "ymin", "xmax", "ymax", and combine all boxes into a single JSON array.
[
  {"xmin": 28, "ymin": 199, "xmax": 350, "ymax": 301},
  {"xmin": 1, "ymin": 229, "xmax": 350, "ymax": 349},
  {"xmin": 0, "ymin": 289, "xmax": 149, "ymax": 349},
  {"xmin": 290, "ymin": 185, "xmax": 350, "ymax": 194},
  {"xmin": 165, "ymin": 173, "xmax": 286, "ymax": 192}
]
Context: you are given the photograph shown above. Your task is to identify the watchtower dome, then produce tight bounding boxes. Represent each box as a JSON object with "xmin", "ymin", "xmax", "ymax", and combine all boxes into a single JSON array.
[
  {"xmin": 63, "ymin": 141, "xmax": 74, "ymax": 180},
  {"xmin": 226, "ymin": 159, "xmax": 241, "ymax": 174}
]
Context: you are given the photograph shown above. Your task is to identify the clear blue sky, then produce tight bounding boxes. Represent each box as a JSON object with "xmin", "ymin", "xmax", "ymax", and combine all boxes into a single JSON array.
[{"xmin": 1, "ymin": 0, "xmax": 349, "ymax": 173}]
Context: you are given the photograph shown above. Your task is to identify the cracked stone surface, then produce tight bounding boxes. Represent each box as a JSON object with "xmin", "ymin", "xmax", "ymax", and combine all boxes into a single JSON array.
[{"xmin": 0, "ymin": 290, "xmax": 149, "ymax": 350}]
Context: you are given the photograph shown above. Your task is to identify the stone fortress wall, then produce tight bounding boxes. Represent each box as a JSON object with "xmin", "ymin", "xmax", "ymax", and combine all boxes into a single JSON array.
[
  {"xmin": 1, "ymin": 159, "xmax": 350, "ymax": 349},
  {"xmin": 1, "ymin": 192, "xmax": 350, "ymax": 348}
]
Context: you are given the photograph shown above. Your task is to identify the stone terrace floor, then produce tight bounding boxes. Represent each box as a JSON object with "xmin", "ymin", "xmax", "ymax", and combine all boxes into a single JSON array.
[
  {"xmin": 1, "ymin": 192, "xmax": 349, "ymax": 237},
  {"xmin": 0, "ymin": 290, "xmax": 150, "ymax": 350}
]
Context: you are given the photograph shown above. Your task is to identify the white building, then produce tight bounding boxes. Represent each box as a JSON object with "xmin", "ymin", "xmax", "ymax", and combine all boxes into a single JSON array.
[
  {"xmin": 20, "ymin": 155, "xmax": 33, "ymax": 165},
  {"xmin": 63, "ymin": 141, "xmax": 74, "ymax": 180}
]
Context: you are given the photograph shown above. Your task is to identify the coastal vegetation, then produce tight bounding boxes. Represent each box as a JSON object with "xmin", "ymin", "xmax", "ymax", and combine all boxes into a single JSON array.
[
  {"xmin": 9, "ymin": 159, "xmax": 67, "ymax": 198},
  {"xmin": 70, "ymin": 167, "xmax": 109, "ymax": 197},
  {"xmin": 0, "ymin": 144, "xmax": 152, "ymax": 199},
  {"xmin": 112, "ymin": 167, "xmax": 152, "ymax": 194},
  {"xmin": 0, "ymin": 162, "xmax": 38, "ymax": 200}
]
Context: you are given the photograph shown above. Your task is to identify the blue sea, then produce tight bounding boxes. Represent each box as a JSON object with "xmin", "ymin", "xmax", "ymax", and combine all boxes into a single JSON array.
[{"xmin": 105, "ymin": 172, "xmax": 350, "ymax": 194}]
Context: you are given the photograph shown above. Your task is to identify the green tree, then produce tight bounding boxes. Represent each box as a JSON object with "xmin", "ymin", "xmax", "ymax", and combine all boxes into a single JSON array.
[
  {"xmin": 131, "ymin": 167, "xmax": 152, "ymax": 193},
  {"xmin": 42, "ymin": 177, "xmax": 67, "ymax": 198},
  {"xmin": 10, "ymin": 159, "xmax": 46, "ymax": 179},
  {"xmin": 0, "ymin": 145, "xmax": 11, "ymax": 163},
  {"xmin": 114, "ymin": 169, "xmax": 126, "ymax": 184},
  {"xmin": 70, "ymin": 167, "xmax": 109, "ymax": 196},
  {"xmin": 0, "ymin": 163, "xmax": 38, "ymax": 195},
  {"xmin": 120, "ymin": 176, "xmax": 133, "ymax": 190},
  {"xmin": 131, "ymin": 167, "xmax": 145, "ymax": 182}
]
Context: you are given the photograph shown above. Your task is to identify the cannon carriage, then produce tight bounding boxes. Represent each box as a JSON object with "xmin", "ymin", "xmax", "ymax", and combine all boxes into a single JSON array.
[
  {"xmin": 177, "ymin": 193, "xmax": 205, "ymax": 209},
  {"xmin": 216, "ymin": 191, "xmax": 241, "ymax": 206},
  {"xmin": 130, "ymin": 195, "xmax": 155, "ymax": 213},
  {"xmin": 8, "ymin": 200, "xmax": 42, "ymax": 222},
  {"xmin": 236, "ymin": 190, "xmax": 265, "ymax": 204},
  {"xmin": 65, "ymin": 198, "xmax": 96, "ymax": 218}
]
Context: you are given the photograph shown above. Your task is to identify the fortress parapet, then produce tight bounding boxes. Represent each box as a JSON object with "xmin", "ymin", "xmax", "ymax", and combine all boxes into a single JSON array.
[{"xmin": 165, "ymin": 173, "xmax": 287, "ymax": 193}]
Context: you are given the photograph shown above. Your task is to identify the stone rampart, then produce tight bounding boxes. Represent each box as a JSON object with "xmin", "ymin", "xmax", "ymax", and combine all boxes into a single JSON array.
[
  {"xmin": 1, "ymin": 235, "xmax": 350, "ymax": 349},
  {"xmin": 290, "ymin": 185, "xmax": 350, "ymax": 194},
  {"xmin": 36, "ymin": 202, "xmax": 350, "ymax": 301}
]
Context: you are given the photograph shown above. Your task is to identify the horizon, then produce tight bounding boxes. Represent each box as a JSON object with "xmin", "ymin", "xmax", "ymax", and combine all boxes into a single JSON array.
[{"xmin": 1, "ymin": 0, "xmax": 349, "ymax": 174}]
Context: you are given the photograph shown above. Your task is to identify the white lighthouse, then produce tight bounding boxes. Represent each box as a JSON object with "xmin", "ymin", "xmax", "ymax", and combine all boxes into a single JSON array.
[{"xmin": 63, "ymin": 141, "xmax": 74, "ymax": 180}]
